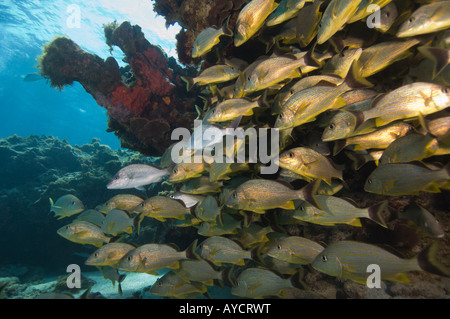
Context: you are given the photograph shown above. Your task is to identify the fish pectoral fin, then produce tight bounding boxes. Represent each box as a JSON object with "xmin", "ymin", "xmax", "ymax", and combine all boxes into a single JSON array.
[
  {"xmin": 382, "ymin": 179, "xmax": 395, "ymax": 193},
  {"xmin": 423, "ymin": 183, "xmax": 441, "ymax": 193},
  {"xmin": 418, "ymin": 91, "xmax": 433, "ymax": 107},
  {"xmin": 387, "ymin": 272, "xmax": 410, "ymax": 283},
  {"xmin": 347, "ymin": 218, "xmax": 363, "ymax": 227},
  {"xmin": 279, "ymin": 201, "xmax": 296, "ymax": 210},
  {"xmin": 167, "ymin": 261, "xmax": 180, "ymax": 270}
]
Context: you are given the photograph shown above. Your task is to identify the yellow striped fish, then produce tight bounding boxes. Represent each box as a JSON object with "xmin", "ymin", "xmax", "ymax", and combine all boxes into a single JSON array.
[
  {"xmin": 397, "ymin": 1, "xmax": 450, "ymax": 38},
  {"xmin": 347, "ymin": 0, "xmax": 392, "ymax": 24},
  {"xmin": 277, "ymin": 147, "xmax": 344, "ymax": 185},
  {"xmin": 352, "ymin": 82, "xmax": 450, "ymax": 128},
  {"xmin": 117, "ymin": 240, "xmax": 198, "ymax": 274},
  {"xmin": 181, "ymin": 64, "xmax": 239, "ymax": 91},
  {"xmin": 96, "ymin": 194, "xmax": 144, "ymax": 214},
  {"xmin": 192, "ymin": 18, "xmax": 233, "ymax": 58},
  {"xmin": 180, "ymin": 176, "xmax": 224, "ymax": 194},
  {"xmin": 85, "ymin": 243, "xmax": 136, "ymax": 267},
  {"xmin": 150, "ymin": 270, "xmax": 207, "ymax": 298},
  {"xmin": 198, "ymin": 236, "xmax": 253, "ymax": 266},
  {"xmin": 275, "ymin": 62, "xmax": 372, "ymax": 129},
  {"xmin": 364, "ymin": 162, "xmax": 450, "ymax": 196},
  {"xmin": 208, "ymin": 161, "xmax": 249, "ymax": 182},
  {"xmin": 315, "ymin": 240, "xmax": 450, "ymax": 284},
  {"xmin": 379, "ymin": 133, "xmax": 439, "ymax": 164},
  {"xmin": 132, "ymin": 195, "xmax": 191, "ymax": 222},
  {"xmin": 321, "ymin": 110, "xmax": 377, "ymax": 142},
  {"xmin": 206, "ymin": 97, "xmax": 264, "ymax": 123},
  {"xmin": 242, "ymin": 52, "xmax": 320, "ymax": 94},
  {"xmin": 312, "ymin": 241, "xmax": 423, "ymax": 283},
  {"xmin": 266, "ymin": 0, "xmax": 309, "ymax": 27},
  {"xmin": 231, "ymin": 267, "xmax": 304, "ymax": 298},
  {"xmin": 234, "ymin": 0, "xmax": 278, "ymax": 47},
  {"xmin": 316, "ymin": 0, "xmax": 362, "ymax": 45},
  {"xmin": 290, "ymin": 196, "xmax": 388, "ymax": 227},
  {"xmin": 195, "ymin": 195, "xmax": 221, "ymax": 223},
  {"xmin": 168, "ymin": 162, "xmax": 208, "ymax": 183},
  {"xmin": 57, "ymin": 221, "xmax": 111, "ymax": 248},
  {"xmin": 296, "ymin": 0, "xmax": 324, "ymax": 47},
  {"xmin": 224, "ymin": 179, "xmax": 318, "ymax": 214},
  {"xmin": 322, "ymin": 48, "xmax": 363, "ymax": 78},
  {"xmin": 333, "ymin": 121, "xmax": 413, "ymax": 155},
  {"xmin": 421, "ymin": 116, "xmax": 450, "ymax": 145},
  {"xmin": 272, "ymin": 74, "xmax": 343, "ymax": 115},
  {"xmin": 358, "ymin": 38, "xmax": 421, "ymax": 77},
  {"xmin": 174, "ymin": 259, "xmax": 233, "ymax": 287},
  {"xmin": 266, "ymin": 235, "xmax": 324, "ymax": 264}
]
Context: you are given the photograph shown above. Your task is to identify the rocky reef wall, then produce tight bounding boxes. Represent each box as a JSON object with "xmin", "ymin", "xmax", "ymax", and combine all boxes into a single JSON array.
[{"xmin": 0, "ymin": 135, "xmax": 169, "ymax": 273}]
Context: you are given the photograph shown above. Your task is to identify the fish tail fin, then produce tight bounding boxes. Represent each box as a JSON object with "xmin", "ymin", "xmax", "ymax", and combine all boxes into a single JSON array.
[
  {"xmin": 418, "ymin": 46, "xmax": 449, "ymax": 78},
  {"xmin": 347, "ymin": 110, "xmax": 366, "ymax": 131},
  {"xmin": 333, "ymin": 139, "xmax": 347, "ymax": 156},
  {"xmin": 181, "ymin": 76, "xmax": 194, "ymax": 92},
  {"xmin": 290, "ymin": 268, "xmax": 308, "ymax": 290},
  {"xmin": 257, "ymin": 90, "xmax": 270, "ymax": 109},
  {"xmin": 221, "ymin": 15, "xmax": 233, "ymax": 37},
  {"xmin": 227, "ymin": 115, "xmax": 243, "ymax": 130},
  {"xmin": 367, "ymin": 200, "xmax": 389, "ymax": 228},
  {"xmin": 250, "ymin": 243, "xmax": 266, "ymax": 265},
  {"xmin": 185, "ymin": 239, "xmax": 201, "ymax": 260},
  {"xmin": 417, "ymin": 241, "xmax": 450, "ymax": 278},
  {"xmin": 343, "ymin": 60, "xmax": 373, "ymax": 90},
  {"xmin": 304, "ymin": 44, "xmax": 322, "ymax": 69},
  {"xmin": 117, "ymin": 274, "xmax": 126, "ymax": 296},
  {"xmin": 133, "ymin": 213, "xmax": 144, "ymax": 236},
  {"xmin": 221, "ymin": 265, "xmax": 235, "ymax": 287},
  {"xmin": 345, "ymin": 151, "xmax": 368, "ymax": 170},
  {"xmin": 297, "ymin": 179, "xmax": 321, "ymax": 209}
]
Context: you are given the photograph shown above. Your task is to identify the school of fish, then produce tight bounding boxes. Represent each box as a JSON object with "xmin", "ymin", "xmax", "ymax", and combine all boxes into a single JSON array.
[{"xmin": 51, "ymin": 0, "xmax": 450, "ymax": 299}]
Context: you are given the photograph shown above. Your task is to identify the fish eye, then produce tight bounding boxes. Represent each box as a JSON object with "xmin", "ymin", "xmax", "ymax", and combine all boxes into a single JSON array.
[
  {"xmin": 140, "ymin": 203, "xmax": 145, "ymax": 207},
  {"xmin": 232, "ymin": 192, "xmax": 237, "ymax": 199},
  {"xmin": 289, "ymin": 152, "xmax": 294, "ymax": 158},
  {"xmin": 277, "ymin": 244, "xmax": 282, "ymax": 250},
  {"xmin": 169, "ymin": 194, "xmax": 175, "ymax": 199},
  {"xmin": 65, "ymin": 226, "xmax": 70, "ymax": 230},
  {"xmin": 173, "ymin": 169, "xmax": 178, "ymax": 174},
  {"xmin": 290, "ymin": 89, "xmax": 294, "ymax": 95},
  {"xmin": 442, "ymin": 88, "xmax": 448, "ymax": 94},
  {"xmin": 71, "ymin": 201, "xmax": 75, "ymax": 205},
  {"xmin": 329, "ymin": 123, "xmax": 335, "ymax": 130},
  {"xmin": 247, "ymin": 76, "xmax": 251, "ymax": 81},
  {"xmin": 318, "ymin": 22, "xmax": 322, "ymax": 29},
  {"xmin": 367, "ymin": 178, "xmax": 372, "ymax": 184},
  {"xmin": 127, "ymin": 256, "xmax": 132, "ymax": 261},
  {"xmin": 94, "ymin": 253, "xmax": 99, "ymax": 257},
  {"xmin": 321, "ymin": 255, "xmax": 328, "ymax": 262},
  {"xmin": 408, "ymin": 17, "xmax": 414, "ymax": 23},
  {"xmin": 279, "ymin": 113, "xmax": 284, "ymax": 119},
  {"xmin": 114, "ymin": 176, "xmax": 119, "ymax": 180}
]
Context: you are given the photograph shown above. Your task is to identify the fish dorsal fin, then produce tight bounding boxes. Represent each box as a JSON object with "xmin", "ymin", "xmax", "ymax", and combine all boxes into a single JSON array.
[
  {"xmin": 273, "ymin": 179, "xmax": 295, "ymax": 190},
  {"xmin": 370, "ymin": 93, "xmax": 386, "ymax": 109}
]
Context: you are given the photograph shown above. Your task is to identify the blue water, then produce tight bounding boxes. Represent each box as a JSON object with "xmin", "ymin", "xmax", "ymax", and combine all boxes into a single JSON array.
[{"xmin": 0, "ymin": 0, "xmax": 180, "ymax": 149}]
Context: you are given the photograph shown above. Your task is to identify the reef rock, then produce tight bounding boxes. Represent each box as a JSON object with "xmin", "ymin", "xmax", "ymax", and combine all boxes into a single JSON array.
[
  {"xmin": 38, "ymin": 21, "xmax": 200, "ymax": 156},
  {"xmin": 0, "ymin": 135, "xmax": 162, "ymax": 272}
]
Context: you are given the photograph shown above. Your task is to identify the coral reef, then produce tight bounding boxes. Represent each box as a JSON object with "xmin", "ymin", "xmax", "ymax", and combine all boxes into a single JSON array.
[
  {"xmin": 38, "ymin": 22, "xmax": 200, "ymax": 156},
  {"xmin": 0, "ymin": 135, "xmax": 170, "ymax": 272}
]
